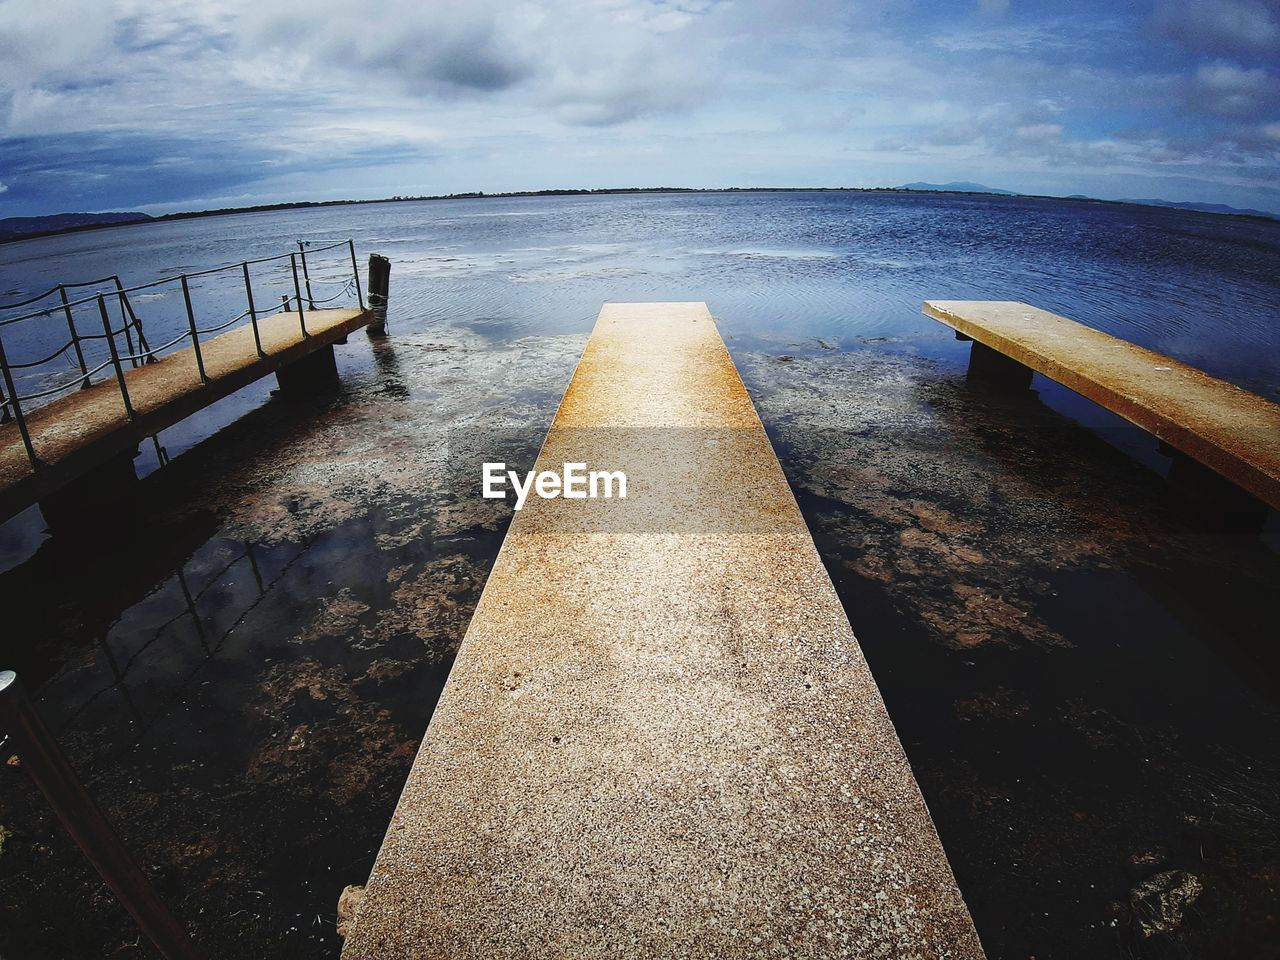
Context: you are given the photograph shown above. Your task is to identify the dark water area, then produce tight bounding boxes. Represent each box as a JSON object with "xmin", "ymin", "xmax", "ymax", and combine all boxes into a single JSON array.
[{"xmin": 1, "ymin": 191, "xmax": 1278, "ymax": 958}]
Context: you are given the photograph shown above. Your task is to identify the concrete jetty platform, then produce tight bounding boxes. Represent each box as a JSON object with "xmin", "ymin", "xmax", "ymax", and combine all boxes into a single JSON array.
[
  {"xmin": 0, "ymin": 306, "xmax": 370, "ymax": 525},
  {"xmin": 342, "ymin": 303, "xmax": 984, "ymax": 958},
  {"xmin": 924, "ymin": 300, "xmax": 1280, "ymax": 514}
]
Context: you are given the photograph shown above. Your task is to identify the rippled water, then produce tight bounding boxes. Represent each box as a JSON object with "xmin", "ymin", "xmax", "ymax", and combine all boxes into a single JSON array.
[
  {"xmin": 5, "ymin": 192, "xmax": 1279, "ymax": 390},
  {"xmin": 1, "ymin": 192, "xmax": 1278, "ymax": 960}
]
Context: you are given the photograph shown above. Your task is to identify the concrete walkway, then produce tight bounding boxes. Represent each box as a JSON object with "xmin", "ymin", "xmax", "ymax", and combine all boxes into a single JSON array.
[
  {"xmin": 925, "ymin": 300, "xmax": 1280, "ymax": 511},
  {"xmin": 342, "ymin": 302, "xmax": 984, "ymax": 959}
]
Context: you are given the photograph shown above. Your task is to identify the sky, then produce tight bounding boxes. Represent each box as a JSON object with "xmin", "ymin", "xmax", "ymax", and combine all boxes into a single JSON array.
[{"xmin": 0, "ymin": 0, "xmax": 1278, "ymax": 217}]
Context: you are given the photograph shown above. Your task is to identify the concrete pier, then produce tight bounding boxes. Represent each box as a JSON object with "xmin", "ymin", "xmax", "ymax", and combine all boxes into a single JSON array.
[
  {"xmin": 0, "ymin": 306, "xmax": 371, "ymax": 525},
  {"xmin": 342, "ymin": 303, "xmax": 983, "ymax": 959},
  {"xmin": 925, "ymin": 300, "xmax": 1280, "ymax": 515}
]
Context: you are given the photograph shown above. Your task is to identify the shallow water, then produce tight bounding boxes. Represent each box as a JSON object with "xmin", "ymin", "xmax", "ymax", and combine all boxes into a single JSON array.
[{"xmin": 1, "ymin": 192, "xmax": 1278, "ymax": 958}]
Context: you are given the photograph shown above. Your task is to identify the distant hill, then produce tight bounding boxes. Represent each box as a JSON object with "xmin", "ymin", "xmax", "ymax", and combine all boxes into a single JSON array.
[
  {"xmin": 1116, "ymin": 197, "xmax": 1277, "ymax": 220},
  {"xmin": 897, "ymin": 181, "xmax": 1019, "ymax": 196},
  {"xmin": 0, "ymin": 211, "xmax": 152, "ymax": 242}
]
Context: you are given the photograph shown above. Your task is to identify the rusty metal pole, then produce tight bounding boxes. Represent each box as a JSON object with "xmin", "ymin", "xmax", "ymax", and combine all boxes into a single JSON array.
[
  {"xmin": 117, "ymin": 293, "xmax": 138, "ymax": 369},
  {"xmin": 58, "ymin": 285, "xmax": 91, "ymax": 387},
  {"xmin": 0, "ymin": 671, "xmax": 205, "ymax": 960},
  {"xmin": 179, "ymin": 277, "xmax": 208, "ymax": 385},
  {"xmin": 113, "ymin": 278, "xmax": 153, "ymax": 363},
  {"xmin": 290, "ymin": 254, "xmax": 308, "ymax": 337},
  {"xmin": 296, "ymin": 242, "xmax": 314, "ymax": 308},
  {"xmin": 348, "ymin": 240, "xmax": 365, "ymax": 310},
  {"xmin": 0, "ymin": 335, "xmax": 39, "ymax": 466},
  {"xmin": 242, "ymin": 263, "xmax": 265, "ymax": 358},
  {"xmin": 96, "ymin": 295, "xmax": 135, "ymax": 421}
]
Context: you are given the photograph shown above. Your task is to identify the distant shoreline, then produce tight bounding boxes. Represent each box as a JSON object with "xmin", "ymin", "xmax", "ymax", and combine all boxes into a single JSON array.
[{"xmin": 3, "ymin": 186, "xmax": 1276, "ymax": 247}]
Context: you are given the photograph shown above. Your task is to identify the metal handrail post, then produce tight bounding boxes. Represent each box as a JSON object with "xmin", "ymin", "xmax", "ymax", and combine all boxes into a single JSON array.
[
  {"xmin": 348, "ymin": 239, "xmax": 365, "ymax": 310},
  {"xmin": 0, "ymin": 334, "xmax": 39, "ymax": 466},
  {"xmin": 118, "ymin": 294, "xmax": 138, "ymax": 369},
  {"xmin": 114, "ymin": 278, "xmax": 153, "ymax": 363},
  {"xmin": 290, "ymin": 255, "xmax": 308, "ymax": 337},
  {"xmin": 179, "ymin": 277, "xmax": 208, "ymax": 384},
  {"xmin": 242, "ymin": 263, "xmax": 265, "ymax": 358},
  {"xmin": 296, "ymin": 242, "xmax": 314, "ymax": 308},
  {"xmin": 58, "ymin": 285, "xmax": 91, "ymax": 387},
  {"xmin": 97, "ymin": 295, "xmax": 135, "ymax": 420},
  {"xmin": 0, "ymin": 671, "xmax": 205, "ymax": 960}
]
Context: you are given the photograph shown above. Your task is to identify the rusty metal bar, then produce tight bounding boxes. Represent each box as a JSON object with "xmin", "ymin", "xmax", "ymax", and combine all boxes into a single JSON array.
[
  {"xmin": 118, "ymin": 293, "xmax": 138, "ymax": 369},
  {"xmin": 290, "ymin": 254, "xmax": 309, "ymax": 337},
  {"xmin": 296, "ymin": 241, "xmax": 314, "ymax": 308},
  {"xmin": 0, "ymin": 334, "xmax": 39, "ymax": 466},
  {"xmin": 241, "ymin": 263, "xmax": 265, "ymax": 358},
  {"xmin": 0, "ymin": 671, "xmax": 205, "ymax": 960},
  {"xmin": 59, "ymin": 285, "xmax": 91, "ymax": 387},
  {"xmin": 113, "ymin": 278, "xmax": 153, "ymax": 363},
  {"xmin": 96, "ymin": 295, "xmax": 135, "ymax": 421},
  {"xmin": 348, "ymin": 239, "xmax": 365, "ymax": 310},
  {"xmin": 179, "ymin": 276, "xmax": 208, "ymax": 385}
]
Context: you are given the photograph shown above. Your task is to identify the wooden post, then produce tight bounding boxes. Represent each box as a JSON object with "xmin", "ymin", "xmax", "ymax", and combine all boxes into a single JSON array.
[{"xmin": 367, "ymin": 254, "xmax": 390, "ymax": 335}]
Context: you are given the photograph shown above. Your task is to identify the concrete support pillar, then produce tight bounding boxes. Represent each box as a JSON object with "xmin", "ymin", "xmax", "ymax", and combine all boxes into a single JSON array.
[
  {"xmin": 1159, "ymin": 442, "xmax": 1268, "ymax": 531},
  {"xmin": 275, "ymin": 342, "xmax": 339, "ymax": 394},
  {"xmin": 39, "ymin": 446, "xmax": 139, "ymax": 533},
  {"xmin": 967, "ymin": 340, "xmax": 1034, "ymax": 390}
]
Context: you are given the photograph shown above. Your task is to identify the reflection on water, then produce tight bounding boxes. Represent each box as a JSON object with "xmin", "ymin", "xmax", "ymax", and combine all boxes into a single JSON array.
[{"xmin": 1, "ymin": 192, "xmax": 1278, "ymax": 959}]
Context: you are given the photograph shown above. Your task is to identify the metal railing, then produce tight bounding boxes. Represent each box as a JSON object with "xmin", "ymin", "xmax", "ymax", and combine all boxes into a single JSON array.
[{"xmin": 0, "ymin": 240, "xmax": 366, "ymax": 471}]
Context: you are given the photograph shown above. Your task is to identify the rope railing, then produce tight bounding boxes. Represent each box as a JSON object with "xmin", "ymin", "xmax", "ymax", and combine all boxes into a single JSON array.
[
  {"xmin": 0, "ymin": 239, "xmax": 365, "ymax": 469},
  {"xmin": 0, "ymin": 275, "xmax": 125, "ymax": 312},
  {"xmin": 0, "ymin": 240, "xmax": 355, "ymax": 327}
]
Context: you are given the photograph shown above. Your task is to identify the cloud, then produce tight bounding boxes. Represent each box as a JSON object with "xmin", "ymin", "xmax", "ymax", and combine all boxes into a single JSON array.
[
  {"xmin": 0, "ymin": 0, "xmax": 1277, "ymax": 215},
  {"xmin": 0, "ymin": 180, "xmax": 7, "ymax": 193},
  {"xmin": 1153, "ymin": 0, "xmax": 1280, "ymax": 56},
  {"xmin": 234, "ymin": 0, "xmax": 721, "ymax": 123},
  {"xmin": 1013, "ymin": 123, "xmax": 1064, "ymax": 144},
  {"xmin": 1187, "ymin": 60, "xmax": 1277, "ymax": 118}
]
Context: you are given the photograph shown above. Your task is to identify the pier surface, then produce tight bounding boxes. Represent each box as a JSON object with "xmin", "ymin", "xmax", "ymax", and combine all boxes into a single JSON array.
[
  {"xmin": 0, "ymin": 306, "xmax": 370, "ymax": 523},
  {"xmin": 925, "ymin": 300, "xmax": 1280, "ymax": 511},
  {"xmin": 343, "ymin": 302, "xmax": 983, "ymax": 959}
]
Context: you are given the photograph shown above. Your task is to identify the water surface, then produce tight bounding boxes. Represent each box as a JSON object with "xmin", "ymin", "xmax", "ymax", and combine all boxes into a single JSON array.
[{"xmin": 1, "ymin": 192, "xmax": 1278, "ymax": 959}]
